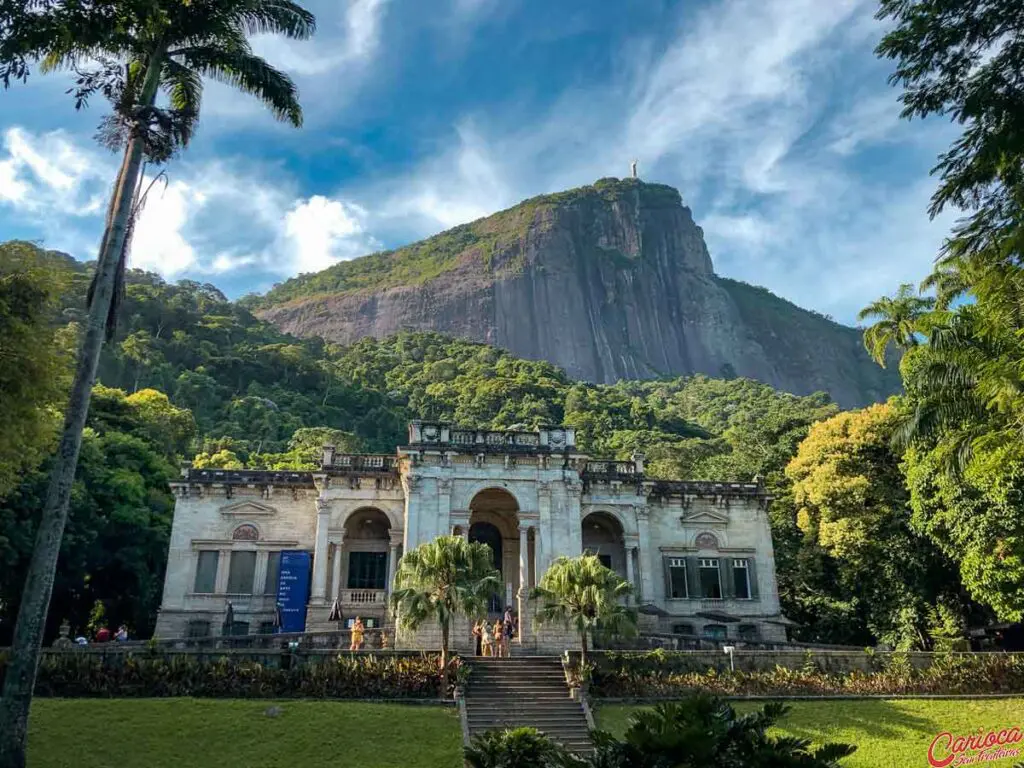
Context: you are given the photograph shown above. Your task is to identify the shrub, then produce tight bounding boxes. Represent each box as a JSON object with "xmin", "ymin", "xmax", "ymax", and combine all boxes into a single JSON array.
[
  {"xmin": 588, "ymin": 651, "xmax": 1024, "ymax": 698},
  {"xmin": 0, "ymin": 651, "xmax": 449, "ymax": 699},
  {"xmin": 464, "ymin": 727, "xmax": 581, "ymax": 768}
]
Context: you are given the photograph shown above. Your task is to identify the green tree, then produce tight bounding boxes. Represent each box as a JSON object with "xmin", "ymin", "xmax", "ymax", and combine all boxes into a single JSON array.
[
  {"xmin": 0, "ymin": 245, "xmax": 71, "ymax": 498},
  {"xmin": 530, "ymin": 555, "xmax": 636, "ymax": 665},
  {"xmin": 589, "ymin": 697, "xmax": 855, "ymax": 768},
  {"xmin": 857, "ymin": 283, "xmax": 934, "ymax": 367},
  {"xmin": 0, "ymin": 2, "xmax": 315, "ymax": 763},
  {"xmin": 390, "ymin": 536, "xmax": 501, "ymax": 686},
  {"xmin": 786, "ymin": 403, "xmax": 965, "ymax": 648}
]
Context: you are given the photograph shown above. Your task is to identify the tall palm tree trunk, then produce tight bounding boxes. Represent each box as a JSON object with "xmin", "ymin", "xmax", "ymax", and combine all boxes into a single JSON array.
[
  {"xmin": 0, "ymin": 49, "xmax": 164, "ymax": 768},
  {"xmin": 440, "ymin": 621, "xmax": 450, "ymax": 695}
]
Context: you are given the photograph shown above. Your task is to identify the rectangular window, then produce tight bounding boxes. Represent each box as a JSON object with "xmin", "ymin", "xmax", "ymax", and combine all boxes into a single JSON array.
[
  {"xmin": 347, "ymin": 551, "xmax": 387, "ymax": 590},
  {"xmin": 699, "ymin": 558, "xmax": 722, "ymax": 599},
  {"xmin": 258, "ymin": 621, "xmax": 276, "ymax": 635},
  {"xmin": 702, "ymin": 624, "xmax": 727, "ymax": 640},
  {"xmin": 227, "ymin": 550, "xmax": 256, "ymax": 594},
  {"xmin": 264, "ymin": 551, "xmax": 282, "ymax": 596},
  {"xmin": 598, "ymin": 554, "xmax": 612, "ymax": 570},
  {"xmin": 668, "ymin": 558, "xmax": 688, "ymax": 598},
  {"xmin": 186, "ymin": 620, "xmax": 211, "ymax": 638},
  {"xmin": 672, "ymin": 623, "xmax": 695, "ymax": 635},
  {"xmin": 732, "ymin": 559, "xmax": 751, "ymax": 599},
  {"xmin": 193, "ymin": 551, "xmax": 219, "ymax": 594},
  {"xmin": 226, "ymin": 621, "xmax": 249, "ymax": 637},
  {"xmin": 738, "ymin": 624, "xmax": 759, "ymax": 640}
]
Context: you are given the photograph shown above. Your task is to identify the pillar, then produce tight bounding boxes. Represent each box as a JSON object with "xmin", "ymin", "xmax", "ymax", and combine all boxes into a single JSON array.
[
  {"xmin": 215, "ymin": 548, "xmax": 230, "ymax": 594},
  {"xmin": 517, "ymin": 524, "xmax": 529, "ymax": 644},
  {"xmin": 636, "ymin": 505, "xmax": 655, "ymax": 602},
  {"xmin": 331, "ymin": 538, "xmax": 344, "ymax": 601},
  {"xmin": 254, "ymin": 551, "xmax": 268, "ymax": 596},
  {"xmin": 625, "ymin": 545, "xmax": 635, "ymax": 602},
  {"xmin": 312, "ymin": 497, "xmax": 330, "ymax": 604},
  {"xmin": 387, "ymin": 532, "xmax": 402, "ymax": 594}
]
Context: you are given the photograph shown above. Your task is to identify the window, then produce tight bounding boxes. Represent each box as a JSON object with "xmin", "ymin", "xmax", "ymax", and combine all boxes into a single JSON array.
[
  {"xmin": 702, "ymin": 624, "xmax": 727, "ymax": 640},
  {"xmin": 346, "ymin": 617, "xmax": 378, "ymax": 629},
  {"xmin": 193, "ymin": 551, "xmax": 219, "ymax": 594},
  {"xmin": 186, "ymin": 620, "xmax": 211, "ymax": 638},
  {"xmin": 668, "ymin": 558, "xmax": 688, "ymax": 598},
  {"xmin": 348, "ymin": 551, "xmax": 387, "ymax": 590},
  {"xmin": 224, "ymin": 621, "xmax": 249, "ymax": 637},
  {"xmin": 227, "ymin": 550, "xmax": 256, "ymax": 594},
  {"xmin": 699, "ymin": 558, "xmax": 722, "ymax": 599},
  {"xmin": 672, "ymin": 623, "xmax": 695, "ymax": 635},
  {"xmin": 258, "ymin": 621, "xmax": 276, "ymax": 635},
  {"xmin": 264, "ymin": 551, "xmax": 282, "ymax": 595},
  {"xmin": 738, "ymin": 624, "xmax": 759, "ymax": 640},
  {"xmin": 732, "ymin": 559, "xmax": 751, "ymax": 599},
  {"xmin": 598, "ymin": 554, "xmax": 612, "ymax": 571}
]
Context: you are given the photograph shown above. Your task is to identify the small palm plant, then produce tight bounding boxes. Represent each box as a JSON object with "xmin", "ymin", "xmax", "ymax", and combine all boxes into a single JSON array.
[
  {"xmin": 530, "ymin": 554, "xmax": 636, "ymax": 665},
  {"xmin": 589, "ymin": 696, "xmax": 856, "ymax": 768},
  {"xmin": 464, "ymin": 727, "xmax": 583, "ymax": 768},
  {"xmin": 390, "ymin": 535, "xmax": 500, "ymax": 688}
]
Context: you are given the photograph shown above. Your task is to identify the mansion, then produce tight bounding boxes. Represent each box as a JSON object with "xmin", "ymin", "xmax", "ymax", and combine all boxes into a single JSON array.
[{"xmin": 155, "ymin": 422, "xmax": 791, "ymax": 648}]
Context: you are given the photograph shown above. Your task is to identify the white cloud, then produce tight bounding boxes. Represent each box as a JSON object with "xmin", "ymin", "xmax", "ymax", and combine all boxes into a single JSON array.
[
  {"xmin": 0, "ymin": 126, "xmax": 379, "ymax": 279},
  {"xmin": 282, "ymin": 195, "xmax": 377, "ymax": 273},
  {"xmin": 250, "ymin": 0, "xmax": 390, "ymax": 77}
]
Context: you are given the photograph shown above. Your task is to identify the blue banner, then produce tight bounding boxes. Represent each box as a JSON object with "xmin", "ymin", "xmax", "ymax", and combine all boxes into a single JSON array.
[{"xmin": 277, "ymin": 550, "xmax": 311, "ymax": 633}]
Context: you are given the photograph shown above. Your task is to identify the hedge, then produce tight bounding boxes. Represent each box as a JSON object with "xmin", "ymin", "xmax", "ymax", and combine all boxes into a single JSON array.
[
  {"xmin": 0, "ymin": 651, "xmax": 455, "ymax": 699},
  {"xmin": 588, "ymin": 650, "xmax": 1024, "ymax": 698}
]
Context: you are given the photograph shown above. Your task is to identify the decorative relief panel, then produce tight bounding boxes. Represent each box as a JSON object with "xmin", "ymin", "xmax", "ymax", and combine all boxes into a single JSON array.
[{"xmin": 232, "ymin": 524, "xmax": 259, "ymax": 541}]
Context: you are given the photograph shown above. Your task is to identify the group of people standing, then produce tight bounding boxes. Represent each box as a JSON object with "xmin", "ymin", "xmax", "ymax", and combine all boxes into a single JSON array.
[{"xmin": 472, "ymin": 606, "xmax": 517, "ymax": 658}]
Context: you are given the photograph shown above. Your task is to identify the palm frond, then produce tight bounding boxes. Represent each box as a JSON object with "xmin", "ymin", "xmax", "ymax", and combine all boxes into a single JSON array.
[{"xmin": 179, "ymin": 45, "xmax": 302, "ymax": 125}]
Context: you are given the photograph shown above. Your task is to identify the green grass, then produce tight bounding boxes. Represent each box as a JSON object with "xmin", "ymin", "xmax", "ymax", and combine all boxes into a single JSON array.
[
  {"xmin": 27, "ymin": 699, "xmax": 463, "ymax": 768},
  {"xmin": 596, "ymin": 699, "xmax": 1024, "ymax": 768}
]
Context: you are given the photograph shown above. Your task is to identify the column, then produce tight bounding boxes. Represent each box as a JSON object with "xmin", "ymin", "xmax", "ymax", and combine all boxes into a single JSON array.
[
  {"xmin": 254, "ymin": 551, "xmax": 268, "ymax": 596},
  {"xmin": 517, "ymin": 524, "xmax": 529, "ymax": 644},
  {"xmin": 387, "ymin": 532, "xmax": 401, "ymax": 594},
  {"xmin": 636, "ymin": 505, "xmax": 655, "ymax": 602},
  {"xmin": 330, "ymin": 538, "xmax": 344, "ymax": 601},
  {"xmin": 625, "ymin": 545, "xmax": 635, "ymax": 602},
  {"xmin": 311, "ymin": 496, "xmax": 330, "ymax": 604},
  {"xmin": 537, "ymin": 481, "xmax": 552, "ymax": 576},
  {"xmin": 533, "ymin": 528, "xmax": 543, "ymax": 587}
]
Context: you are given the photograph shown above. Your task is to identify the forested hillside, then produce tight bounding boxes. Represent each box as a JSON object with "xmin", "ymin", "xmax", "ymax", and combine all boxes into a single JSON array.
[{"xmin": 0, "ymin": 241, "xmax": 976, "ymax": 650}]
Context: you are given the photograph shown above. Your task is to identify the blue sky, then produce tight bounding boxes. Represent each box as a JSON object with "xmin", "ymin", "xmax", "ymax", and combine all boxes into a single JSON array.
[{"xmin": 0, "ymin": 0, "xmax": 957, "ymax": 324}]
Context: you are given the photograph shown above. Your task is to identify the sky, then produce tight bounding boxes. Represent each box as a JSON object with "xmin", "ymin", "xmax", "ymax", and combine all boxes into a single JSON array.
[{"xmin": 0, "ymin": 0, "xmax": 959, "ymax": 324}]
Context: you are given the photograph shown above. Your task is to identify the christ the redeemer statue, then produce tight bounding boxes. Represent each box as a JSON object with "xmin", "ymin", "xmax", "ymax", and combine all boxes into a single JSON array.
[{"xmin": 631, "ymin": 159, "xmax": 638, "ymax": 179}]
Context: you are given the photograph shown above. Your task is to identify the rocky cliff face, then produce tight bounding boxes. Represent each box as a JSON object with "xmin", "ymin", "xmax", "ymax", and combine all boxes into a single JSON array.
[{"xmin": 257, "ymin": 178, "xmax": 899, "ymax": 407}]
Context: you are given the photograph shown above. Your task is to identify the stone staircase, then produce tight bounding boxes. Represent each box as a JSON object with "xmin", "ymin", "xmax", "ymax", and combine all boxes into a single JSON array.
[{"xmin": 463, "ymin": 656, "xmax": 593, "ymax": 754}]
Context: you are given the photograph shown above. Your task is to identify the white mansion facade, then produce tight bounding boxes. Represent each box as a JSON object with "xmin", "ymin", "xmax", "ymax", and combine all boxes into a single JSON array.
[{"xmin": 155, "ymin": 422, "xmax": 790, "ymax": 647}]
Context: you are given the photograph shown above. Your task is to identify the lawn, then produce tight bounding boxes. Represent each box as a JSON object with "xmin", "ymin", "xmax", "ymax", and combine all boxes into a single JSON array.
[
  {"xmin": 26, "ymin": 699, "xmax": 463, "ymax": 768},
  {"xmin": 596, "ymin": 699, "xmax": 1024, "ymax": 768}
]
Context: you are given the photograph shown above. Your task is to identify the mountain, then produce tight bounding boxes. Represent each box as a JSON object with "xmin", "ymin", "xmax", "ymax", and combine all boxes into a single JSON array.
[{"xmin": 251, "ymin": 178, "xmax": 898, "ymax": 408}]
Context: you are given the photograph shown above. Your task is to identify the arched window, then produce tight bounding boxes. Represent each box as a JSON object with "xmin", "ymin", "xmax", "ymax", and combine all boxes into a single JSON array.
[
  {"xmin": 233, "ymin": 524, "xmax": 259, "ymax": 541},
  {"xmin": 694, "ymin": 532, "xmax": 718, "ymax": 550}
]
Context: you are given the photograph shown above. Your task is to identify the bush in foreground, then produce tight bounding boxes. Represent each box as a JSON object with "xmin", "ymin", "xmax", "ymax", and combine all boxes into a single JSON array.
[
  {"xmin": 0, "ymin": 652, "xmax": 450, "ymax": 699},
  {"xmin": 589, "ymin": 650, "xmax": 1024, "ymax": 698}
]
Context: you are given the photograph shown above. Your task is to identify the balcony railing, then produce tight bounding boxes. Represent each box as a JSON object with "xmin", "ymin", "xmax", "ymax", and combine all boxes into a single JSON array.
[
  {"xmin": 322, "ymin": 453, "xmax": 398, "ymax": 473},
  {"xmin": 584, "ymin": 461, "xmax": 638, "ymax": 476},
  {"xmin": 338, "ymin": 589, "xmax": 387, "ymax": 605}
]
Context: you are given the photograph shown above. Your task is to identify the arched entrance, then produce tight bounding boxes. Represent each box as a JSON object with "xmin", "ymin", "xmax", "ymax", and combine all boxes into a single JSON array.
[
  {"xmin": 469, "ymin": 488, "xmax": 519, "ymax": 616},
  {"xmin": 336, "ymin": 507, "xmax": 392, "ymax": 628},
  {"xmin": 582, "ymin": 511, "xmax": 627, "ymax": 579}
]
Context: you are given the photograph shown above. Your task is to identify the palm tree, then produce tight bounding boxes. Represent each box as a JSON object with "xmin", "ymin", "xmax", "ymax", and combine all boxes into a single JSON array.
[
  {"xmin": 857, "ymin": 283, "xmax": 936, "ymax": 367},
  {"xmin": 530, "ymin": 555, "xmax": 636, "ymax": 666},
  {"xmin": 0, "ymin": 3, "xmax": 314, "ymax": 765},
  {"xmin": 390, "ymin": 536, "xmax": 501, "ymax": 687}
]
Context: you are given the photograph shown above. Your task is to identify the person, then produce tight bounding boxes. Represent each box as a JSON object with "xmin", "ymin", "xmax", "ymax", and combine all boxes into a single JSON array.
[
  {"xmin": 480, "ymin": 623, "xmax": 493, "ymax": 657},
  {"xmin": 349, "ymin": 616, "xmax": 365, "ymax": 651},
  {"xmin": 95, "ymin": 626, "xmax": 111, "ymax": 643},
  {"xmin": 115, "ymin": 625, "xmax": 128, "ymax": 642},
  {"xmin": 472, "ymin": 619, "xmax": 484, "ymax": 656},
  {"xmin": 492, "ymin": 619, "xmax": 504, "ymax": 659},
  {"xmin": 503, "ymin": 609, "xmax": 516, "ymax": 654}
]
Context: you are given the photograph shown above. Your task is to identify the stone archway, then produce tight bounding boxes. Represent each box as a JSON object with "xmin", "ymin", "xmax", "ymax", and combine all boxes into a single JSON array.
[
  {"xmin": 582, "ymin": 511, "xmax": 627, "ymax": 579},
  {"xmin": 469, "ymin": 488, "xmax": 519, "ymax": 615}
]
